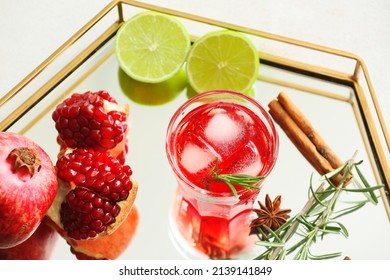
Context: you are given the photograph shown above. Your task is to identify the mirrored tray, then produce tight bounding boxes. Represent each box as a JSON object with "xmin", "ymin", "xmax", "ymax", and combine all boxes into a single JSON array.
[{"xmin": 1, "ymin": 0, "xmax": 389, "ymax": 260}]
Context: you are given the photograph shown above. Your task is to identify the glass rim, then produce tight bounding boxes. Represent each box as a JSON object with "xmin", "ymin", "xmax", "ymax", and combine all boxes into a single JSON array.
[{"xmin": 165, "ymin": 90, "xmax": 279, "ymax": 200}]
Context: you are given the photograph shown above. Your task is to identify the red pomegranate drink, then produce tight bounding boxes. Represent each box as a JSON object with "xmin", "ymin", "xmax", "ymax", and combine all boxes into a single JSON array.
[{"xmin": 166, "ymin": 91, "xmax": 278, "ymax": 259}]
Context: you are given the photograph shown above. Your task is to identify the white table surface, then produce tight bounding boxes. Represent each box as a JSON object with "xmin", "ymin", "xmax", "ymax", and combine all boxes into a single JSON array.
[{"xmin": 1, "ymin": 0, "xmax": 389, "ymax": 127}]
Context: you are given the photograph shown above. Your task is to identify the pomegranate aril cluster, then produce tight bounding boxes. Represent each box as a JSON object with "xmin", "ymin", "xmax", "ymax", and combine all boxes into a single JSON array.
[
  {"xmin": 52, "ymin": 90, "xmax": 133, "ymax": 242},
  {"xmin": 52, "ymin": 90, "xmax": 128, "ymax": 151},
  {"xmin": 57, "ymin": 148, "xmax": 133, "ymax": 202},
  {"xmin": 61, "ymin": 187, "xmax": 120, "ymax": 240},
  {"xmin": 57, "ymin": 149, "xmax": 133, "ymax": 240}
]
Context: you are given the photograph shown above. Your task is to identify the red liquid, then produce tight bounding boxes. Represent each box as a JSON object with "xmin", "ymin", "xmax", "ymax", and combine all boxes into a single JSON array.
[
  {"xmin": 174, "ymin": 101, "xmax": 273, "ymax": 193},
  {"xmin": 172, "ymin": 192, "xmax": 257, "ymax": 259},
  {"xmin": 169, "ymin": 101, "xmax": 276, "ymax": 258}
]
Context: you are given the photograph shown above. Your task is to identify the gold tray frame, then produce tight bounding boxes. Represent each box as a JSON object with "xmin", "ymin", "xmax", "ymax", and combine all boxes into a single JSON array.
[
  {"xmin": 0, "ymin": 1, "xmax": 389, "ymax": 259},
  {"xmin": 1, "ymin": 0, "xmax": 388, "ymax": 206}
]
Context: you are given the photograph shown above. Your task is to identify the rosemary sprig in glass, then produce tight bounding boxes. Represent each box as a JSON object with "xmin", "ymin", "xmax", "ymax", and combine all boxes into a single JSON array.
[
  {"xmin": 252, "ymin": 155, "xmax": 384, "ymax": 260},
  {"xmin": 211, "ymin": 157, "xmax": 263, "ymax": 197}
]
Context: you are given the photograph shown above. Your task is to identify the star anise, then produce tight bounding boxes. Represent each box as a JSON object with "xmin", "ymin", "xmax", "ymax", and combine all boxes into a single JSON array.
[{"xmin": 250, "ymin": 194, "xmax": 291, "ymax": 236}]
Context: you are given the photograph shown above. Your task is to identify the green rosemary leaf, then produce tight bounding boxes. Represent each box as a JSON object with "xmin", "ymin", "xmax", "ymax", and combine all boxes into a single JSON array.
[
  {"xmin": 307, "ymin": 190, "xmax": 335, "ymax": 217},
  {"xmin": 286, "ymin": 237, "xmax": 309, "ymax": 255},
  {"xmin": 295, "ymin": 249, "xmax": 309, "ymax": 260},
  {"xmin": 225, "ymin": 181, "xmax": 237, "ymax": 197},
  {"xmin": 307, "ymin": 173, "xmax": 315, "ymax": 198},
  {"xmin": 277, "ymin": 250, "xmax": 287, "ymax": 260},
  {"xmin": 255, "ymin": 240, "xmax": 285, "ymax": 247},
  {"xmin": 350, "ymin": 177, "xmax": 378, "ymax": 204},
  {"xmin": 353, "ymin": 159, "xmax": 364, "ymax": 166},
  {"xmin": 342, "ymin": 184, "xmax": 383, "ymax": 194},
  {"xmin": 262, "ymin": 225, "xmax": 283, "ymax": 243},
  {"xmin": 331, "ymin": 201, "xmax": 366, "ymax": 219},
  {"xmin": 354, "ymin": 164, "xmax": 380, "ymax": 203},
  {"xmin": 297, "ymin": 216, "xmax": 315, "ymax": 231},
  {"xmin": 317, "ymin": 225, "xmax": 342, "ymax": 235},
  {"xmin": 253, "ymin": 250, "xmax": 270, "ymax": 260},
  {"xmin": 308, "ymin": 178, "xmax": 327, "ymax": 209},
  {"xmin": 308, "ymin": 251, "xmax": 342, "ymax": 260},
  {"xmin": 253, "ymin": 226, "xmax": 271, "ymax": 241},
  {"xmin": 330, "ymin": 221, "xmax": 349, "ymax": 238},
  {"xmin": 211, "ymin": 157, "xmax": 263, "ymax": 196},
  {"xmin": 306, "ymin": 204, "xmax": 326, "ymax": 217},
  {"xmin": 319, "ymin": 161, "xmax": 348, "ymax": 183},
  {"xmin": 316, "ymin": 187, "xmax": 337, "ymax": 196},
  {"xmin": 324, "ymin": 174, "xmax": 337, "ymax": 188},
  {"xmin": 275, "ymin": 217, "xmax": 295, "ymax": 234},
  {"xmin": 256, "ymin": 248, "xmax": 285, "ymax": 260},
  {"xmin": 306, "ymin": 184, "xmax": 330, "ymax": 215}
]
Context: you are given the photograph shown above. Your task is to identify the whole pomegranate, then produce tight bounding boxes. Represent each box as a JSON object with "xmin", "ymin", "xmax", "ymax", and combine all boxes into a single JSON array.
[{"xmin": 0, "ymin": 132, "xmax": 58, "ymax": 249}]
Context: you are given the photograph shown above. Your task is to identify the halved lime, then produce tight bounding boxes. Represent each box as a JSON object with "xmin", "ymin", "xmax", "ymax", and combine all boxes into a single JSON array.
[
  {"xmin": 186, "ymin": 30, "xmax": 259, "ymax": 94},
  {"xmin": 115, "ymin": 11, "xmax": 191, "ymax": 83}
]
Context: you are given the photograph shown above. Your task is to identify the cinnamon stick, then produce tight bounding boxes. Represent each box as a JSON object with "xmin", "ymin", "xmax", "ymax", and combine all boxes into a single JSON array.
[
  {"xmin": 277, "ymin": 92, "xmax": 344, "ymax": 170},
  {"xmin": 268, "ymin": 92, "xmax": 349, "ymax": 186}
]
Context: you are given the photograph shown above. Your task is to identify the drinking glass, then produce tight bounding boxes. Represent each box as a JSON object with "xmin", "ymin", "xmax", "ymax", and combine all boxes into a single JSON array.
[{"xmin": 166, "ymin": 90, "xmax": 279, "ymax": 259}]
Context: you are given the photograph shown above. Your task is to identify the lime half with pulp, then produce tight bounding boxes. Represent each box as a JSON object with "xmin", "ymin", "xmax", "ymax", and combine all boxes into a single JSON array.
[
  {"xmin": 186, "ymin": 30, "xmax": 259, "ymax": 94},
  {"xmin": 115, "ymin": 11, "xmax": 191, "ymax": 83}
]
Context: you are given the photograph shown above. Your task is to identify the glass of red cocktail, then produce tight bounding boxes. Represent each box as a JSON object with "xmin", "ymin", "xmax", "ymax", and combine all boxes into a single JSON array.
[{"xmin": 166, "ymin": 90, "xmax": 279, "ymax": 259}]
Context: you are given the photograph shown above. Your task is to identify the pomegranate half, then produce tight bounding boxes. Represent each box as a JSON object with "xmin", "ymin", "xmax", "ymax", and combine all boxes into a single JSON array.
[{"xmin": 0, "ymin": 132, "xmax": 58, "ymax": 249}]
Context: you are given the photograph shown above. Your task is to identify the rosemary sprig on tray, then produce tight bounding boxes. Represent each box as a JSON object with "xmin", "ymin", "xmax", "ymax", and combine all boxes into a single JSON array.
[
  {"xmin": 252, "ymin": 155, "xmax": 384, "ymax": 260},
  {"xmin": 211, "ymin": 158, "xmax": 263, "ymax": 197}
]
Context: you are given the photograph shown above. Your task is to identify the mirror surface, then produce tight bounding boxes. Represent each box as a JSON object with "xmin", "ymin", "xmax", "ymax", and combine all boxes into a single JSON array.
[{"xmin": 8, "ymin": 35, "xmax": 390, "ymax": 260}]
